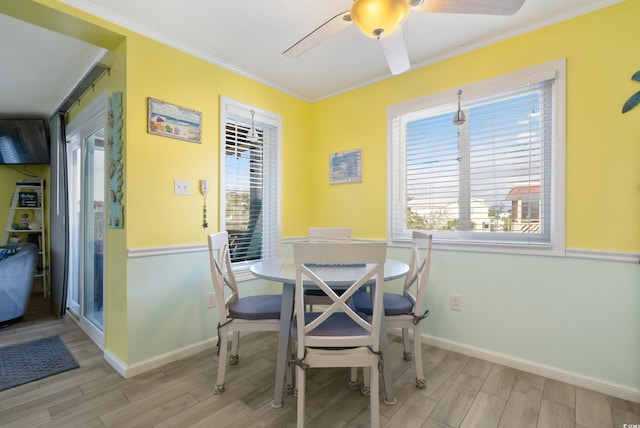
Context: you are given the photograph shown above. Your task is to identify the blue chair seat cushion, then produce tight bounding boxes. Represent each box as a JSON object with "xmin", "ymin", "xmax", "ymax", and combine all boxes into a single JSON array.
[
  {"xmin": 228, "ymin": 294, "xmax": 281, "ymax": 320},
  {"xmin": 291, "ymin": 312, "xmax": 372, "ymax": 341},
  {"xmin": 351, "ymin": 291, "xmax": 414, "ymax": 316}
]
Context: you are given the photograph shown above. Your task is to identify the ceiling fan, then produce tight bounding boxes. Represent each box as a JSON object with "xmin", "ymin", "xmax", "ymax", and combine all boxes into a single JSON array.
[{"xmin": 283, "ymin": 0, "xmax": 525, "ymax": 75}]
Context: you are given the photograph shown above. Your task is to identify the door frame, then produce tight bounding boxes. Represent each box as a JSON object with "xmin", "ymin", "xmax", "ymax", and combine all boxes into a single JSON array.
[{"xmin": 65, "ymin": 91, "xmax": 107, "ymax": 349}]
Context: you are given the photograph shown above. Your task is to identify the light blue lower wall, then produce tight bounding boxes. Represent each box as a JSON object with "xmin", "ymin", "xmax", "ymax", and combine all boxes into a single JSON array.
[
  {"xmin": 126, "ymin": 249, "xmax": 280, "ymax": 364},
  {"xmin": 387, "ymin": 245, "xmax": 640, "ymax": 391},
  {"xmin": 126, "ymin": 244, "xmax": 640, "ymax": 393}
]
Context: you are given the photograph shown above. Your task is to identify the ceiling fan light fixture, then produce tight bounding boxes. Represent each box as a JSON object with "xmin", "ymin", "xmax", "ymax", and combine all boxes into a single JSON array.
[{"xmin": 350, "ymin": 0, "xmax": 410, "ymax": 39}]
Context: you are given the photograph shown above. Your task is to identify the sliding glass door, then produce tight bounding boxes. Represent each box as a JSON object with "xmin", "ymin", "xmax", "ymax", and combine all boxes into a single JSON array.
[{"xmin": 66, "ymin": 93, "xmax": 106, "ymax": 347}]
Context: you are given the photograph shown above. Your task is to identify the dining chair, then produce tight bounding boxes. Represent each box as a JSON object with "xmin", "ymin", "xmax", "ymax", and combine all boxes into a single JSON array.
[
  {"xmin": 291, "ymin": 241, "xmax": 387, "ymax": 428},
  {"xmin": 304, "ymin": 227, "xmax": 352, "ymax": 311},
  {"xmin": 307, "ymin": 227, "xmax": 352, "ymax": 242},
  {"xmin": 207, "ymin": 231, "xmax": 282, "ymax": 394},
  {"xmin": 350, "ymin": 231, "xmax": 433, "ymax": 389}
]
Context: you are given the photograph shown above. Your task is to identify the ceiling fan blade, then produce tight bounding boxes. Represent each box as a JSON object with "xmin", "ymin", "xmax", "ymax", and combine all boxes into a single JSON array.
[
  {"xmin": 414, "ymin": 0, "xmax": 525, "ymax": 15},
  {"xmin": 283, "ymin": 10, "xmax": 352, "ymax": 58},
  {"xmin": 379, "ymin": 26, "xmax": 410, "ymax": 75}
]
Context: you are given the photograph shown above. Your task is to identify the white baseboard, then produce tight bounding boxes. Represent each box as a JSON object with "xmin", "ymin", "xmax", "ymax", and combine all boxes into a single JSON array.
[
  {"xmin": 104, "ymin": 329, "xmax": 640, "ymax": 404},
  {"xmin": 104, "ymin": 338, "xmax": 217, "ymax": 379},
  {"xmin": 419, "ymin": 333, "xmax": 640, "ymax": 404},
  {"xmin": 103, "ymin": 349, "xmax": 127, "ymax": 378}
]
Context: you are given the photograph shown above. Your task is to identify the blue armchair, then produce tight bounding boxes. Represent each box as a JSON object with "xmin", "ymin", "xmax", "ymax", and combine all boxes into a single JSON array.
[{"xmin": 0, "ymin": 243, "xmax": 38, "ymax": 327}]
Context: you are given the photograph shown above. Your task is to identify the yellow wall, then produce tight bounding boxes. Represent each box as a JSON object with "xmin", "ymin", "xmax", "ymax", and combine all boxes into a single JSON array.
[
  {"xmin": 310, "ymin": 0, "xmax": 640, "ymax": 252},
  {"xmin": 122, "ymin": 33, "xmax": 312, "ymax": 248},
  {"xmin": 116, "ymin": 33, "xmax": 311, "ymax": 363},
  {"xmin": 3, "ymin": 0, "xmax": 122, "ymax": 51},
  {"xmin": 102, "ymin": 43, "xmax": 129, "ymax": 362},
  {"xmin": 55, "ymin": 34, "xmax": 129, "ymax": 360},
  {"xmin": 31, "ymin": 0, "xmax": 640, "ymax": 254}
]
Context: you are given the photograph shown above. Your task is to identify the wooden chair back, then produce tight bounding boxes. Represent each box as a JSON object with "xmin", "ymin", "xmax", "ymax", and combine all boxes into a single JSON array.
[
  {"xmin": 403, "ymin": 231, "xmax": 433, "ymax": 317},
  {"xmin": 208, "ymin": 231, "xmax": 239, "ymax": 316},
  {"xmin": 307, "ymin": 227, "xmax": 352, "ymax": 242},
  {"xmin": 293, "ymin": 241, "xmax": 387, "ymax": 349}
]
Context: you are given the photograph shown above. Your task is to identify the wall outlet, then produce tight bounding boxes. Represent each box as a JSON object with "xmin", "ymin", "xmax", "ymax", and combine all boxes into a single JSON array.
[
  {"xmin": 450, "ymin": 294, "xmax": 462, "ymax": 311},
  {"xmin": 174, "ymin": 179, "xmax": 190, "ymax": 195},
  {"xmin": 206, "ymin": 292, "xmax": 216, "ymax": 308}
]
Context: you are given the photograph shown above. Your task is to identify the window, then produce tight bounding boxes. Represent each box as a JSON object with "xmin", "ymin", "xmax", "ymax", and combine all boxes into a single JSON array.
[
  {"xmin": 388, "ymin": 60, "xmax": 565, "ymax": 254},
  {"xmin": 0, "ymin": 136, "xmax": 19, "ymax": 162},
  {"xmin": 220, "ymin": 97, "xmax": 281, "ymax": 271}
]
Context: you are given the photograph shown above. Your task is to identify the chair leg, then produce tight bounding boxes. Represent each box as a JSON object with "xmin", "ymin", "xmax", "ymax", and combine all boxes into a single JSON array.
[
  {"xmin": 229, "ymin": 331, "xmax": 240, "ymax": 365},
  {"xmin": 348, "ymin": 367, "xmax": 360, "ymax": 390},
  {"xmin": 361, "ymin": 366, "xmax": 371, "ymax": 396},
  {"xmin": 296, "ymin": 365, "xmax": 306, "ymax": 428},
  {"xmin": 369, "ymin": 366, "xmax": 380, "ymax": 428},
  {"xmin": 413, "ymin": 325, "xmax": 426, "ymax": 389},
  {"xmin": 402, "ymin": 327, "xmax": 412, "ymax": 361},
  {"xmin": 215, "ymin": 326, "xmax": 228, "ymax": 394}
]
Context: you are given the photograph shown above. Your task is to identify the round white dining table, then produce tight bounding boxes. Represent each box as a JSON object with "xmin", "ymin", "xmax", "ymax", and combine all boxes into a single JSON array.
[{"xmin": 251, "ymin": 256, "xmax": 409, "ymax": 408}]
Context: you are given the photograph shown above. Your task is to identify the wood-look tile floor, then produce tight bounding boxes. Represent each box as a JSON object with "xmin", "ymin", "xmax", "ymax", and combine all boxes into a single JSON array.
[{"xmin": 1, "ymin": 293, "xmax": 639, "ymax": 427}]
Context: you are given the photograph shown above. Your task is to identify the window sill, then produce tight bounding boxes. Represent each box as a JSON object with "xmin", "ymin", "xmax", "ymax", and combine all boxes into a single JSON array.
[
  {"xmin": 389, "ymin": 237, "xmax": 564, "ymax": 257},
  {"xmin": 233, "ymin": 264, "xmax": 259, "ymax": 282}
]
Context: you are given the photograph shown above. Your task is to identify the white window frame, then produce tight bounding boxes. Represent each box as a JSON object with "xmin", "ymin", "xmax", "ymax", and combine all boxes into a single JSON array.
[
  {"xmin": 387, "ymin": 59, "xmax": 566, "ymax": 256},
  {"xmin": 219, "ymin": 97, "xmax": 282, "ymax": 279}
]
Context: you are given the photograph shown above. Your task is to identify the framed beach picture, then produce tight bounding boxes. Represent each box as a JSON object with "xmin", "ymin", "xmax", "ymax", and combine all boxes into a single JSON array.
[
  {"xmin": 330, "ymin": 149, "xmax": 362, "ymax": 184},
  {"xmin": 147, "ymin": 97, "xmax": 202, "ymax": 143}
]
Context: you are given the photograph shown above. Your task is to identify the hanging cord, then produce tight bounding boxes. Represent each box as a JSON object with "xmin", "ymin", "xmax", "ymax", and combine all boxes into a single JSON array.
[
  {"xmin": 413, "ymin": 309, "xmax": 430, "ymax": 325},
  {"xmin": 288, "ymin": 348, "xmax": 309, "ymax": 370},
  {"xmin": 202, "ymin": 194, "xmax": 208, "ymax": 228},
  {"xmin": 216, "ymin": 318, "xmax": 234, "ymax": 357},
  {"xmin": 367, "ymin": 347, "xmax": 385, "ymax": 374},
  {"xmin": 213, "ymin": 317, "xmax": 229, "ymax": 396},
  {"xmin": 357, "ymin": 347, "xmax": 385, "ymax": 397}
]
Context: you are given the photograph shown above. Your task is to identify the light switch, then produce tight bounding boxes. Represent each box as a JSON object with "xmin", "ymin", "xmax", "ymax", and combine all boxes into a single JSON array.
[{"xmin": 174, "ymin": 179, "xmax": 190, "ymax": 195}]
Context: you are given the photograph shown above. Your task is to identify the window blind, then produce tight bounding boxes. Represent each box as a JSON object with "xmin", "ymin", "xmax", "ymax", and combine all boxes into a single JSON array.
[
  {"xmin": 222, "ymin": 102, "xmax": 279, "ymax": 265},
  {"xmin": 390, "ymin": 79, "xmax": 555, "ymax": 247}
]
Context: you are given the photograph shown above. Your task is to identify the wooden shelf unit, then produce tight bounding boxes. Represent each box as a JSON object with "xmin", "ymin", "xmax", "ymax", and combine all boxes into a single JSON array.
[{"xmin": 2, "ymin": 178, "xmax": 48, "ymax": 297}]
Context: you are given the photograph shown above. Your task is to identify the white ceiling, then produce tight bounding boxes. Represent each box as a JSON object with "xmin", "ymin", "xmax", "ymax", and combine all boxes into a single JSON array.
[
  {"xmin": 0, "ymin": 0, "xmax": 622, "ymax": 118},
  {"xmin": 0, "ymin": 13, "xmax": 107, "ymax": 118}
]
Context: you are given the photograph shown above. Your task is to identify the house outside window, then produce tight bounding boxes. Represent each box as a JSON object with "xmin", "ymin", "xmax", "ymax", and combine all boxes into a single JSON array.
[
  {"xmin": 220, "ymin": 97, "xmax": 281, "ymax": 272},
  {"xmin": 388, "ymin": 60, "xmax": 565, "ymax": 254},
  {"xmin": 507, "ymin": 184, "xmax": 541, "ymax": 233}
]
